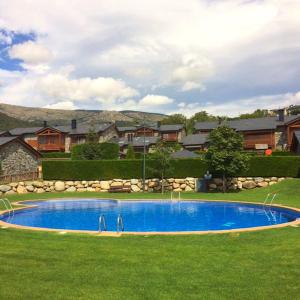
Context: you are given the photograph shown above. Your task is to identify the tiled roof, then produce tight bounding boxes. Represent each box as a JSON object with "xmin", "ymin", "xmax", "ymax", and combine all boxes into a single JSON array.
[
  {"xmin": 10, "ymin": 123, "xmax": 113, "ymax": 136},
  {"xmin": 171, "ymin": 149, "xmax": 199, "ymax": 159},
  {"xmin": 159, "ymin": 124, "xmax": 184, "ymax": 132},
  {"xmin": 181, "ymin": 134, "xmax": 209, "ymax": 146},
  {"xmin": 55, "ymin": 123, "xmax": 112, "ymax": 135},
  {"xmin": 194, "ymin": 115, "xmax": 300, "ymax": 132},
  {"xmin": 116, "ymin": 126, "xmax": 136, "ymax": 132},
  {"xmin": 114, "ymin": 136, "xmax": 159, "ymax": 147},
  {"xmin": 0, "ymin": 136, "xmax": 17, "ymax": 146},
  {"xmin": 9, "ymin": 127, "xmax": 43, "ymax": 136}
]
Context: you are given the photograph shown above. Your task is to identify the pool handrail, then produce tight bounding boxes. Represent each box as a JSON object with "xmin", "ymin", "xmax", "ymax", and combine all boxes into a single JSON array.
[
  {"xmin": 0, "ymin": 199, "xmax": 9, "ymax": 216},
  {"xmin": 116, "ymin": 214, "xmax": 124, "ymax": 233},
  {"xmin": 98, "ymin": 215, "xmax": 107, "ymax": 232},
  {"xmin": 3, "ymin": 198, "xmax": 14, "ymax": 216}
]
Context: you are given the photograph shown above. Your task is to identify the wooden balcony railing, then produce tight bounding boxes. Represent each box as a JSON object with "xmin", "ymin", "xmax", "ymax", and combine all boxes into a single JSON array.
[{"xmin": 37, "ymin": 143, "xmax": 65, "ymax": 151}]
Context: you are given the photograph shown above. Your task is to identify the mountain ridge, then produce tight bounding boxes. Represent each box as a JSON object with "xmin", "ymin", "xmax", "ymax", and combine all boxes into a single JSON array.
[{"xmin": 0, "ymin": 103, "xmax": 166, "ymax": 129}]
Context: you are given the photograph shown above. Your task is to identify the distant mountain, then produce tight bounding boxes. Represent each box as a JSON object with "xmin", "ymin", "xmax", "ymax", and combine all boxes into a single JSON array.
[
  {"xmin": 0, "ymin": 103, "xmax": 166, "ymax": 129},
  {"xmin": 0, "ymin": 111, "xmax": 41, "ymax": 131}
]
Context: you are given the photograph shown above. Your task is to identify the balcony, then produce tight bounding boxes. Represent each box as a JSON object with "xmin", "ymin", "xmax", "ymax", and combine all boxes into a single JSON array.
[{"xmin": 37, "ymin": 143, "xmax": 65, "ymax": 152}]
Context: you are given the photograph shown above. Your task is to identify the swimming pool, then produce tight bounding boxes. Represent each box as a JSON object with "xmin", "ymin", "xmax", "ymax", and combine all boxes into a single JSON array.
[{"xmin": 1, "ymin": 199, "xmax": 300, "ymax": 234}]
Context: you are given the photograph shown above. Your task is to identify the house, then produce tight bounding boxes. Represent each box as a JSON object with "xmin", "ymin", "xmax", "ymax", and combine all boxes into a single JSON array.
[
  {"xmin": 0, "ymin": 136, "xmax": 41, "ymax": 175},
  {"xmin": 116, "ymin": 123, "xmax": 185, "ymax": 142},
  {"xmin": 112, "ymin": 136, "xmax": 160, "ymax": 154},
  {"xmin": 9, "ymin": 120, "xmax": 117, "ymax": 152},
  {"xmin": 194, "ymin": 110, "xmax": 300, "ymax": 151},
  {"xmin": 181, "ymin": 134, "xmax": 209, "ymax": 151}
]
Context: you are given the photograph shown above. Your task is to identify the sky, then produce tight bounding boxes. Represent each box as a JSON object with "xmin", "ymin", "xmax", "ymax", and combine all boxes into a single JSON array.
[{"xmin": 0, "ymin": 0, "xmax": 300, "ymax": 117}]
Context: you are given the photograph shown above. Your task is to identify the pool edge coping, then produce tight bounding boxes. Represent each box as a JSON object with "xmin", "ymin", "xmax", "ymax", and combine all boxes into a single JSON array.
[{"xmin": 0, "ymin": 198, "xmax": 300, "ymax": 236}]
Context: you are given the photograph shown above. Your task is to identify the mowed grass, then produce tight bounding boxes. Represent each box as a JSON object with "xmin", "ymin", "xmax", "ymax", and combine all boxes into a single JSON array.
[{"xmin": 1, "ymin": 179, "xmax": 300, "ymax": 300}]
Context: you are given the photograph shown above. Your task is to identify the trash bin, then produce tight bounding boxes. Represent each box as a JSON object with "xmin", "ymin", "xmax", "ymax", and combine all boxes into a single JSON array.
[{"xmin": 197, "ymin": 171, "xmax": 212, "ymax": 192}]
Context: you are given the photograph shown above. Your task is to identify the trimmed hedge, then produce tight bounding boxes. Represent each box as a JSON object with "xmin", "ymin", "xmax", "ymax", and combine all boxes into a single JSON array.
[
  {"xmin": 42, "ymin": 158, "xmax": 207, "ymax": 180},
  {"xmin": 42, "ymin": 156, "xmax": 300, "ymax": 180},
  {"xmin": 42, "ymin": 152, "xmax": 71, "ymax": 159}
]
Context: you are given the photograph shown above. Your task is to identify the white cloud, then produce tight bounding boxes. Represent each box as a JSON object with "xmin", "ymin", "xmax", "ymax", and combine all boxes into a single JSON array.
[
  {"xmin": 173, "ymin": 91, "xmax": 300, "ymax": 117},
  {"xmin": 0, "ymin": 0, "xmax": 300, "ymax": 113},
  {"xmin": 171, "ymin": 54, "xmax": 214, "ymax": 91},
  {"xmin": 139, "ymin": 95, "xmax": 174, "ymax": 106},
  {"xmin": 44, "ymin": 101, "xmax": 78, "ymax": 110},
  {"xmin": 9, "ymin": 40, "xmax": 53, "ymax": 72},
  {"xmin": 0, "ymin": 70, "xmax": 139, "ymax": 108}
]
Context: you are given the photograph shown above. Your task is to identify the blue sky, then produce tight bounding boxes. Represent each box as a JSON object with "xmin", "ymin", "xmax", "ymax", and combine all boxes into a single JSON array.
[{"xmin": 0, "ymin": 0, "xmax": 300, "ymax": 116}]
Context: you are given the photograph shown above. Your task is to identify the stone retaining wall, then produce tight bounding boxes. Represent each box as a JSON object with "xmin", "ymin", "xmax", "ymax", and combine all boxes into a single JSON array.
[
  {"xmin": 209, "ymin": 176, "xmax": 287, "ymax": 191},
  {"xmin": 0, "ymin": 177, "xmax": 196, "ymax": 196},
  {"xmin": 0, "ymin": 177, "xmax": 286, "ymax": 196}
]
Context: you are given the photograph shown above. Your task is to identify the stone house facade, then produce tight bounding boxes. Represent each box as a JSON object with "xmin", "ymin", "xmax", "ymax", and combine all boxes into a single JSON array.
[{"xmin": 0, "ymin": 137, "xmax": 41, "ymax": 176}]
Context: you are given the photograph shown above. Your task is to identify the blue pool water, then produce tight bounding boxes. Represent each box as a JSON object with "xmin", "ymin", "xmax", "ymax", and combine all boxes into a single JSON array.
[{"xmin": 1, "ymin": 200, "xmax": 300, "ymax": 232}]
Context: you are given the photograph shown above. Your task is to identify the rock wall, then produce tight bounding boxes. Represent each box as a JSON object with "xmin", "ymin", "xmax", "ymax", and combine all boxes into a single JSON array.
[
  {"xmin": 0, "ymin": 177, "xmax": 286, "ymax": 196},
  {"xmin": 0, "ymin": 141, "xmax": 39, "ymax": 175},
  {"xmin": 0, "ymin": 177, "xmax": 196, "ymax": 196},
  {"xmin": 208, "ymin": 176, "xmax": 286, "ymax": 191}
]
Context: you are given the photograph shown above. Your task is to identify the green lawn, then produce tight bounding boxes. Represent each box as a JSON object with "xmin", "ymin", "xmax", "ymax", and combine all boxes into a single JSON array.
[{"xmin": 1, "ymin": 179, "xmax": 300, "ymax": 299}]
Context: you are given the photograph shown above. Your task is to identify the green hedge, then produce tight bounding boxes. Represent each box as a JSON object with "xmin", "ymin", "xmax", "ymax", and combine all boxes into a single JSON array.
[
  {"xmin": 42, "ymin": 158, "xmax": 207, "ymax": 180},
  {"xmin": 270, "ymin": 151, "xmax": 296, "ymax": 156},
  {"xmin": 42, "ymin": 156, "xmax": 300, "ymax": 180},
  {"xmin": 42, "ymin": 152, "xmax": 71, "ymax": 159}
]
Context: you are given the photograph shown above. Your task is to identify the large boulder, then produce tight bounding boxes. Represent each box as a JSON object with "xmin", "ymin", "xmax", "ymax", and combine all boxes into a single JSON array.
[
  {"xmin": 32, "ymin": 181, "xmax": 44, "ymax": 188},
  {"xmin": 0, "ymin": 185, "xmax": 11, "ymax": 192},
  {"xmin": 131, "ymin": 185, "xmax": 140, "ymax": 192},
  {"xmin": 26, "ymin": 185, "xmax": 34, "ymax": 192},
  {"xmin": 257, "ymin": 182, "xmax": 268, "ymax": 188},
  {"xmin": 242, "ymin": 181, "xmax": 257, "ymax": 189},
  {"xmin": 131, "ymin": 179, "xmax": 139, "ymax": 185},
  {"xmin": 16, "ymin": 185, "xmax": 28, "ymax": 194},
  {"xmin": 66, "ymin": 186, "xmax": 77, "ymax": 192},
  {"xmin": 54, "ymin": 181, "xmax": 65, "ymax": 192},
  {"xmin": 185, "ymin": 186, "xmax": 193, "ymax": 192},
  {"xmin": 100, "ymin": 181, "xmax": 110, "ymax": 190}
]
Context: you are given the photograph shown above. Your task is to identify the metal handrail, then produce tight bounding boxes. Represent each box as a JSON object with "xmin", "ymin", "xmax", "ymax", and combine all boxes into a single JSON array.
[
  {"xmin": 263, "ymin": 193, "xmax": 277, "ymax": 207},
  {"xmin": 98, "ymin": 215, "xmax": 107, "ymax": 232},
  {"xmin": 171, "ymin": 191, "xmax": 181, "ymax": 201},
  {"xmin": 3, "ymin": 198, "xmax": 14, "ymax": 216},
  {"xmin": 116, "ymin": 214, "xmax": 124, "ymax": 233},
  {"xmin": 0, "ymin": 199, "xmax": 9, "ymax": 215}
]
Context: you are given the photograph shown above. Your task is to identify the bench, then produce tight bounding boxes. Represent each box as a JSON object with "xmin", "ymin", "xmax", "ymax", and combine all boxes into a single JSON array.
[{"xmin": 108, "ymin": 185, "xmax": 131, "ymax": 193}]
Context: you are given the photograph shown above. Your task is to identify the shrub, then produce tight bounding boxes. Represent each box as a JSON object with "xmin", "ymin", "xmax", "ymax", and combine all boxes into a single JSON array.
[
  {"xmin": 126, "ymin": 145, "xmax": 135, "ymax": 159},
  {"xmin": 270, "ymin": 151, "xmax": 296, "ymax": 156},
  {"xmin": 71, "ymin": 143, "xmax": 119, "ymax": 160}
]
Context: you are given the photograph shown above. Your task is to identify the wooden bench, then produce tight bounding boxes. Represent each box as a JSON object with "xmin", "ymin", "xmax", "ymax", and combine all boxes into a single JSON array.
[{"xmin": 108, "ymin": 185, "xmax": 131, "ymax": 193}]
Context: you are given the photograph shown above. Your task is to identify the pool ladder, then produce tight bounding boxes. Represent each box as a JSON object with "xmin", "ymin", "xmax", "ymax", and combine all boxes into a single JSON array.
[
  {"xmin": 263, "ymin": 193, "xmax": 277, "ymax": 223},
  {"xmin": 171, "ymin": 191, "xmax": 181, "ymax": 201},
  {"xmin": 263, "ymin": 193, "xmax": 277, "ymax": 207},
  {"xmin": 0, "ymin": 198, "xmax": 14, "ymax": 217},
  {"xmin": 98, "ymin": 214, "xmax": 124, "ymax": 233},
  {"xmin": 116, "ymin": 214, "xmax": 124, "ymax": 233},
  {"xmin": 98, "ymin": 215, "xmax": 107, "ymax": 232}
]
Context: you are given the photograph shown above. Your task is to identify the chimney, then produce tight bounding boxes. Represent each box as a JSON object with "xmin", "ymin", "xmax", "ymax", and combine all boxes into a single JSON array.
[
  {"xmin": 43, "ymin": 121, "xmax": 47, "ymax": 127},
  {"xmin": 277, "ymin": 109, "xmax": 285, "ymax": 122},
  {"xmin": 71, "ymin": 119, "xmax": 77, "ymax": 129}
]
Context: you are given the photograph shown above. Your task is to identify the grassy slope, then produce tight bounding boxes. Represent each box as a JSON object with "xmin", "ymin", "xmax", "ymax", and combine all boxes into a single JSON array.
[{"xmin": 1, "ymin": 179, "xmax": 300, "ymax": 300}]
